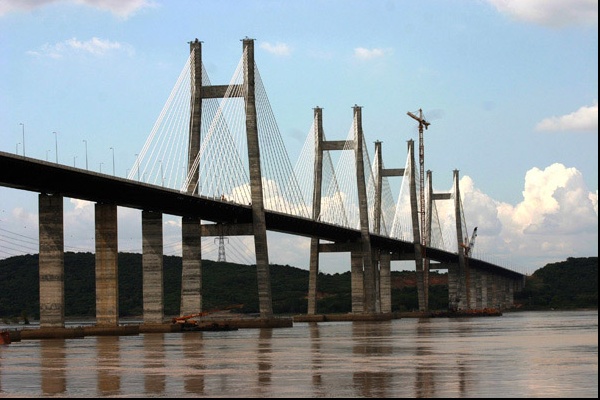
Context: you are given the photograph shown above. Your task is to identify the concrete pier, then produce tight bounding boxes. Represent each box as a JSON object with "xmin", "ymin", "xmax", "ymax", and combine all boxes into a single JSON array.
[
  {"xmin": 38, "ymin": 193, "xmax": 65, "ymax": 329},
  {"xmin": 181, "ymin": 216, "xmax": 202, "ymax": 315},
  {"xmin": 243, "ymin": 38, "xmax": 273, "ymax": 318},
  {"xmin": 142, "ymin": 210, "xmax": 164, "ymax": 324},
  {"xmin": 95, "ymin": 203, "xmax": 119, "ymax": 326}
]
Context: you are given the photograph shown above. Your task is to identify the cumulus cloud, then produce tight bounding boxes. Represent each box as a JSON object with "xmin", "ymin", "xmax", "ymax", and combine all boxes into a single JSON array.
[
  {"xmin": 458, "ymin": 163, "xmax": 598, "ymax": 271},
  {"xmin": 535, "ymin": 101, "xmax": 598, "ymax": 132},
  {"xmin": 487, "ymin": 0, "xmax": 598, "ymax": 28},
  {"xmin": 260, "ymin": 42, "xmax": 291, "ymax": 57},
  {"xmin": 353, "ymin": 47, "xmax": 390, "ymax": 60},
  {"xmin": 0, "ymin": 0, "xmax": 153, "ymax": 18},
  {"xmin": 27, "ymin": 37, "xmax": 133, "ymax": 58}
]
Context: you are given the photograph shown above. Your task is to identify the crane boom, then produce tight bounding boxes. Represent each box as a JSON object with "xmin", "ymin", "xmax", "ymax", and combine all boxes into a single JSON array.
[
  {"xmin": 460, "ymin": 227, "xmax": 478, "ymax": 257},
  {"xmin": 406, "ymin": 109, "xmax": 430, "ymax": 249}
]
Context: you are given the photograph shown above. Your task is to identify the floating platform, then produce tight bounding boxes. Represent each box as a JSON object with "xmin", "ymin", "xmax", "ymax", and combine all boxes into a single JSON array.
[
  {"xmin": 396, "ymin": 309, "xmax": 503, "ymax": 318},
  {"xmin": 6, "ymin": 316, "xmax": 294, "ymax": 342},
  {"xmin": 293, "ymin": 312, "xmax": 395, "ymax": 323}
]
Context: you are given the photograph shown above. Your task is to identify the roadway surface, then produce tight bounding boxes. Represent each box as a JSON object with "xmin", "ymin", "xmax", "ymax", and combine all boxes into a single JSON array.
[{"xmin": 0, "ymin": 151, "xmax": 523, "ymax": 279}]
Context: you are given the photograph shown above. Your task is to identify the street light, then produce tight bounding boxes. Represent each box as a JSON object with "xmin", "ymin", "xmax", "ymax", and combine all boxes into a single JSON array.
[
  {"xmin": 99, "ymin": 162, "xmax": 104, "ymax": 173},
  {"xmin": 82, "ymin": 140, "xmax": 88, "ymax": 170},
  {"xmin": 159, "ymin": 160, "xmax": 164, "ymax": 186},
  {"xmin": 52, "ymin": 131, "xmax": 58, "ymax": 163},
  {"xmin": 46, "ymin": 150, "xmax": 50, "ymax": 161},
  {"xmin": 74, "ymin": 156, "xmax": 77, "ymax": 167},
  {"xmin": 110, "ymin": 147, "xmax": 115, "ymax": 176},
  {"xmin": 19, "ymin": 123, "xmax": 25, "ymax": 156}
]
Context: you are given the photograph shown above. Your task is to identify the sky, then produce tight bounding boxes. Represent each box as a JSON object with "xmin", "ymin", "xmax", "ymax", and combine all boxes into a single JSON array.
[{"xmin": 0, "ymin": 0, "xmax": 597, "ymax": 275}]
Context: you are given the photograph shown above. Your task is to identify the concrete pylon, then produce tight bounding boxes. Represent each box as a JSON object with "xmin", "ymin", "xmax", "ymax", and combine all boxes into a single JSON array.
[
  {"xmin": 95, "ymin": 203, "xmax": 119, "ymax": 326},
  {"xmin": 38, "ymin": 193, "xmax": 65, "ymax": 328},
  {"xmin": 243, "ymin": 38, "xmax": 273, "ymax": 318},
  {"xmin": 186, "ymin": 38, "xmax": 202, "ymax": 196},
  {"xmin": 181, "ymin": 216, "xmax": 202, "ymax": 315},
  {"xmin": 142, "ymin": 210, "xmax": 164, "ymax": 324},
  {"xmin": 452, "ymin": 169, "xmax": 468, "ymax": 310},
  {"xmin": 353, "ymin": 106, "xmax": 377, "ymax": 313},
  {"xmin": 307, "ymin": 107, "xmax": 324, "ymax": 315},
  {"xmin": 407, "ymin": 140, "xmax": 425, "ymax": 311}
]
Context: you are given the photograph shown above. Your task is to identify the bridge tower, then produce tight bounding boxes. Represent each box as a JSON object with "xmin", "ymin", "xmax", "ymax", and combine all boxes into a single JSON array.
[
  {"xmin": 182, "ymin": 38, "xmax": 274, "ymax": 318},
  {"xmin": 307, "ymin": 106, "xmax": 378, "ymax": 315},
  {"xmin": 425, "ymin": 170, "xmax": 452, "ymax": 311},
  {"xmin": 373, "ymin": 140, "xmax": 406, "ymax": 313},
  {"xmin": 451, "ymin": 169, "xmax": 469, "ymax": 310}
]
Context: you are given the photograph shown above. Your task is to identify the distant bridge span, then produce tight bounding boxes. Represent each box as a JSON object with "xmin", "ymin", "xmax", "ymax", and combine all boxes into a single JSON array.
[
  {"xmin": 0, "ymin": 38, "xmax": 526, "ymax": 329},
  {"xmin": 0, "ymin": 151, "xmax": 521, "ymax": 280}
]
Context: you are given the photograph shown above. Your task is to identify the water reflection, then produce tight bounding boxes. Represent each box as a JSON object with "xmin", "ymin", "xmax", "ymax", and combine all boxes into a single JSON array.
[
  {"xmin": 144, "ymin": 333, "xmax": 165, "ymax": 395},
  {"xmin": 256, "ymin": 328, "xmax": 272, "ymax": 395},
  {"xmin": 309, "ymin": 322, "xmax": 323, "ymax": 391},
  {"xmin": 0, "ymin": 311, "xmax": 596, "ymax": 398},
  {"xmin": 41, "ymin": 339, "xmax": 66, "ymax": 396},
  {"xmin": 96, "ymin": 335, "xmax": 120, "ymax": 396},
  {"xmin": 182, "ymin": 332, "xmax": 205, "ymax": 395},
  {"xmin": 352, "ymin": 321, "xmax": 393, "ymax": 398},
  {"xmin": 415, "ymin": 318, "xmax": 435, "ymax": 398}
]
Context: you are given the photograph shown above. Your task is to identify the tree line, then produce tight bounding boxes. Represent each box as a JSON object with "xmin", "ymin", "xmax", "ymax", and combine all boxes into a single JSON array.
[{"xmin": 0, "ymin": 253, "xmax": 596, "ymax": 321}]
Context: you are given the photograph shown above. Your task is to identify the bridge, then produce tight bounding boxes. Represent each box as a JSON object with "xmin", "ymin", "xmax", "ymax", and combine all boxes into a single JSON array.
[{"xmin": 0, "ymin": 38, "xmax": 525, "ymax": 329}]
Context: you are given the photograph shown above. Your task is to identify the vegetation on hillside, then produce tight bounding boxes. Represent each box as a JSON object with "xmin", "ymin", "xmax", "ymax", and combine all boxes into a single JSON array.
[
  {"xmin": 0, "ymin": 253, "xmax": 596, "ymax": 321},
  {"xmin": 514, "ymin": 256, "xmax": 598, "ymax": 310}
]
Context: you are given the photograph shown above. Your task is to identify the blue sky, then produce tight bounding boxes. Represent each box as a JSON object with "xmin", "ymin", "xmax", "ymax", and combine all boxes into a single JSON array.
[{"xmin": 0, "ymin": 0, "xmax": 597, "ymax": 274}]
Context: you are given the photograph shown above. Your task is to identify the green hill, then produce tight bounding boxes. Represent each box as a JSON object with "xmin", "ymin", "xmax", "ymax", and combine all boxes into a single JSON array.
[
  {"xmin": 0, "ymin": 253, "xmax": 596, "ymax": 321},
  {"xmin": 514, "ymin": 256, "xmax": 598, "ymax": 310}
]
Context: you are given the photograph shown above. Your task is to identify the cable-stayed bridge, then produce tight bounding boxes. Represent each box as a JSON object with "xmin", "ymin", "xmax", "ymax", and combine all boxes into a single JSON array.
[{"xmin": 0, "ymin": 38, "xmax": 525, "ymax": 328}]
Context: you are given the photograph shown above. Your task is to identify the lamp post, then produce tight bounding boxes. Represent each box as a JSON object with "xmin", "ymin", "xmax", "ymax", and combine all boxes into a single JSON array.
[
  {"xmin": 74, "ymin": 156, "xmax": 77, "ymax": 167},
  {"xmin": 46, "ymin": 150, "xmax": 50, "ymax": 161},
  {"xmin": 110, "ymin": 147, "xmax": 115, "ymax": 176},
  {"xmin": 83, "ymin": 140, "xmax": 88, "ymax": 170},
  {"xmin": 53, "ymin": 131, "xmax": 58, "ymax": 163},
  {"xmin": 99, "ymin": 162, "xmax": 104, "ymax": 173},
  {"xmin": 16, "ymin": 143, "xmax": 20, "ymax": 155},
  {"xmin": 19, "ymin": 123, "xmax": 25, "ymax": 156},
  {"xmin": 159, "ymin": 160, "xmax": 165, "ymax": 186}
]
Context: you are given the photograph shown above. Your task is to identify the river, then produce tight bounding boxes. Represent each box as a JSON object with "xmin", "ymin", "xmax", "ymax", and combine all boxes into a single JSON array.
[{"xmin": 0, "ymin": 310, "xmax": 597, "ymax": 398}]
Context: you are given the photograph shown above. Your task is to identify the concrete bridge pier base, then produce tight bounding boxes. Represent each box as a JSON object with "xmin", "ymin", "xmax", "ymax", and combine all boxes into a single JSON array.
[
  {"xmin": 379, "ymin": 252, "xmax": 391, "ymax": 313},
  {"xmin": 180, "ymin": 216, "xmax": 202, "ymax": 315},
  {"xmin": 38, "ymin": 193, "xmax": 65, "ymax": 329},
  {"xmin": 95, "ymin": 203, "xmax": 119, "ymax": 326},
  {"xmin": 142, "ymin": 210, "xmax": 164, "ymax": 324},
  {"xmin": 351, "ymin": 250, "xmax": 364, "ymax": 313}
]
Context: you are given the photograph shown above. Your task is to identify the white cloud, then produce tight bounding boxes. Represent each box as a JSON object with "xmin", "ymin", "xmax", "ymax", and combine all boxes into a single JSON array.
[
  {"xmin": 459, "ymin": 163, "xmax": 598, "ymax": 271},
  {"xmin": 487, "ymin": 0, "xmax": 598, "ymax": 28},
  {"xmin": 260, "ymin": 42, "xmax": 291, "ymax": 57},
  {"xmin": 27, "ymin": 37, "xmax": 133, "ymax": 58},
  {"xmin": 353, "ymin": 47, "xmax": 389, "ymax": 60},
  {"xmin": 0, "ymin": 0, "xmax": 153, "ymax": 18},
  {"xmin": 535, "ymin": 101, "xmax": 598, "ymax": 132}
]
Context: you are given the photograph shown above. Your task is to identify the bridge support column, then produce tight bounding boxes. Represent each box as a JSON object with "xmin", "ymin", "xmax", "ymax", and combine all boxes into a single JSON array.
[
  {"xmin": 379, "ymin": 252, "xmax": 391, "ymax": 313},
  {"xmin": 95, "ymin": 203, "xmax": 119, "ymax": 326},
  {"xmin": 307, "ymin": 237, "xmax": 319, "ymax": 315},
  {"xmin": 353, "ymin": 106, "xmax": 377, "ymax": 313},
  {"xmin": 351, "ymin": 250, "xmax": 364, "ymax": 313},
  {"xmin": 181, "ymin": 216, "xmax": 202, "ymax": 315},
  {"xmin": 243, "ymin": 38, "xmax": 273, "ymax": 318},
  {"xmin": 480, "ymin": 270, "xmax": 488, "ymax": 309},
  {"xmin": 447, "ymin": 262, "xmax": 460, "ymax": 310},
  {"xmin": 142, "ymin": 210, "xmax": 164, "ymax": 324},
  {"xmin": 38, "ymin": 193, "xmax": 65, "ymax": 328}
]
